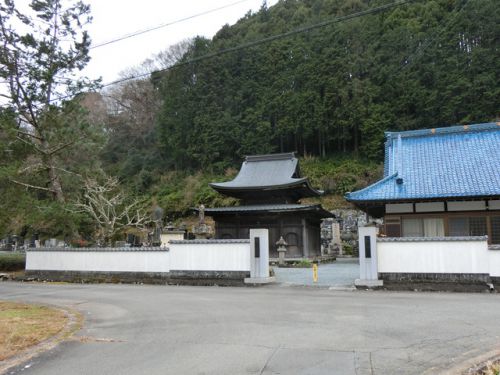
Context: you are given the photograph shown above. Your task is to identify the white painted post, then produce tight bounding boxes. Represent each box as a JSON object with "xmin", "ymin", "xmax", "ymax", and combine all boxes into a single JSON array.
[
  {"xmin": 355, "ymin": 225, "xmax": 383, "ymax": 288},
  {"xmin": 245, "ymin": 229, "xmax": 275, "ymax": 284}
]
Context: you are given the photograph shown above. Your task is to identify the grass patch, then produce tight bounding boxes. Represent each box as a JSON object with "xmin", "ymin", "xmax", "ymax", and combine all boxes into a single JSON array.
[
  {"xmin": 0, "ymin": 253, "xmax": 26, "ymax": 272},
  {"xmin": 276, "ymin": 259, "xmax": 313, "ymax": 268},
  {"xmin": 295, "ymin": 259, "xmax": 313, "ymax": 268},
  {"xmin": 481, "ymin": 362, "xmax": 500, "ymax": 375},
  {"xmin": 0, "ymin": 301, "xmax": 68, "ymax": 361}
]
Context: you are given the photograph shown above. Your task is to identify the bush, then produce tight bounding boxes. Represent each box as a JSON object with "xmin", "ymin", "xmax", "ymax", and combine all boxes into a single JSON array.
[
  {"xmin": 0, "ymin": 253, "xmax": 26, "ymax": 271},
  {"xmin": 294, "ymin": 259, "xmax": 312, "ymax": 268},
  {"xmin": 342, "ymin": 242, "xmax": 353, "ymax": 256}
]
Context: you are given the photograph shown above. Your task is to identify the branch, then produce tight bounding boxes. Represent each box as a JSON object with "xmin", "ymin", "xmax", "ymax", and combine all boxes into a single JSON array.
[
  {"xmin": 53, "ymin": 166, "xmax": 82, "ymax": 177},
  {"xmin": 10, "ymin": 179, "xmax": 56, "ymax": 193},
  {"xmin": 17, "ymin": 129, "xmax": 43, "ymax": 141},
  {"xmin": 18, "ymin": 162, "xmax": 46, "ymax": 174},
  {"xmin": 48, "ymin": 139, "xmax": 77, "ymax": 155},
  {"xmin": 15, "ymin": 136, "xmax": 47, "ymax": 155}
]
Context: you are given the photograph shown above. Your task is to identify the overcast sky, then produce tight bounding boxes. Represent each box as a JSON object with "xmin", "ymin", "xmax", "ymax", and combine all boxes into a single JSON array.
[{"xmin": 83, "ymin": 0, "xmax": 278, "ymax": 85}]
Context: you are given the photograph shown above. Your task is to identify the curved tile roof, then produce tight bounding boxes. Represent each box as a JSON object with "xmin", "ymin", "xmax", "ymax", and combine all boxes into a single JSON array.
[
  {"xmin": 203, "ymin": 204, "xmax": 334, "ymax": 218},
  {"xmin": 210, "ymin": 152, "xmax": 322, "ymax": 197},
  {"xmin": 346, "ymin": 122, "xmax": 500, "ymax": 202}
]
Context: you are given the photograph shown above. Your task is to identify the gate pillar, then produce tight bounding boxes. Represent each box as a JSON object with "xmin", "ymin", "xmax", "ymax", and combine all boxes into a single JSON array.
[
  {"xmin": 355, "ymin": 225, "xmax": 383, "ymax": 288},
  {"xmin": 245, "ymin": 229, "xmax": 275, "ymax": 284}
]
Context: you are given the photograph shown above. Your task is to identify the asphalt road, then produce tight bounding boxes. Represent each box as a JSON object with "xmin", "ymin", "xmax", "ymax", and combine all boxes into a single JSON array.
[{"xmin": 1, "ymin": 282, "xmax": 499, "ymax": 375}]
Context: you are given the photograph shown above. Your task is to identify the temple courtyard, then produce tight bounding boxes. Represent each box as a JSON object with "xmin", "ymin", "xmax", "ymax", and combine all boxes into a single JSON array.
[
  {"xmin": 1, "ymin": 282, "xmax": 499, "ymax": 375},
  {"xmin": 273, "ymin": 258, "xmax": 359, "ymax": 287}
]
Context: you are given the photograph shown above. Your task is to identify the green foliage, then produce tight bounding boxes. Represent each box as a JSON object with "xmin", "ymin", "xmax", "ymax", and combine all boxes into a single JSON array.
[
  {"xmin": 3, "ymin": 0, "xmax": 499, "ymax": 241},
  {"xmin": 152, "ymin": 0, "xmax": 499, "ymax": 171},
  {"xmin": 294, "ymin": 259, "xmax": 313, "ymax": 268},
  {"xmin": 342, "ymin": 242, "xmax": 353, "ymax": 256},
  {"xmin": 0, "ymin": 253, "xmax": 26, "ymax": 272},
  {"xmin": 0, "ymin": 0, "xmax": 101, "ymax": 202},
  {"xmin": 300, "ymin": 156, "xmax": 382, "ymax": 196},
  {"xmin": 152, "ymin": 171, "xmax": 238, "ymax": 219}
]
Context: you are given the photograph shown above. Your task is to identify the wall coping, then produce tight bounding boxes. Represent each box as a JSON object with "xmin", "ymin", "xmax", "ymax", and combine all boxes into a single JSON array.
[
  {"xmin": 169, "ymin": 239, "xmax": 250, "ymax": 244},
  {"xmin": 377, "ymin": 236, "xmax": 488, "ymax": 243},
  {"xmin": 26, "ymin": 247, "xmax": 168, "ymax": 252}
]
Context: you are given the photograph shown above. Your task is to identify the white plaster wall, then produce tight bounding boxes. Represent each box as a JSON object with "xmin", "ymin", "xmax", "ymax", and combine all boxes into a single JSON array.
[
  {"xmin": 169, "ymin": 242, "xmax": 250, "ymax": 271},
  {"xmin": 415, "ymin": 202, "xmax": 444, "ymax": 212},
  {"xmin": 26, "ymin": 250, "xmax": 171, "ymax": 273},
  {"xmin": 489, "ymin": 200, "xmax": 500, "ymax": 210},
  {"xmin": 489, "ymin": 251, "xmax": 500, "ymax": 277},
  {"xmin": 377, "ymin": 240, "xmax": 490, "ymax": 274},
  {"xmin": 447, "ymin": 201, "xmax": 486, "ymax": 211},
  {"xmin": 386, "ymin": 203, "xmax": 413, "ymax": 213}
]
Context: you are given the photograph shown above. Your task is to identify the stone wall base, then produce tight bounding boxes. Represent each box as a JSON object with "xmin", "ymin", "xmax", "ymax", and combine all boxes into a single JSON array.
[
  {"xmin": 25, "ymin": 270, "xmax": 250, "ymax": 287},
  {"xmin": 379, "ymin": 272, "xmax": 493, "ymax": 292}
]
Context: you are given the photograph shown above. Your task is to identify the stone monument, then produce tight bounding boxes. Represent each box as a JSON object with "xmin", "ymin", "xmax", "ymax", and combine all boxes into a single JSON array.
[{"xmin": 192, "ymin": 204, "xmax": 213, "ymax": 239}]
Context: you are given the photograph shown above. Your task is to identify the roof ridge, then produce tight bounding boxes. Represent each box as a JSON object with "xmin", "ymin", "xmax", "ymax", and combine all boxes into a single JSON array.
[
  {"xmin": 245, "ymin": 152, "xmax": 296, "ymax": 162},
  {"xmin": 385, "ymin": 122, "xmax": 499, "ymax": 140}
]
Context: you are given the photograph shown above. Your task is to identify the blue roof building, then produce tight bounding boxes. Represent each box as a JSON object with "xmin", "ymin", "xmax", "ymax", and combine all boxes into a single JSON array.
[{"xmin": 346, "ymin": 122, "xmax": 500, "ymax": 243}]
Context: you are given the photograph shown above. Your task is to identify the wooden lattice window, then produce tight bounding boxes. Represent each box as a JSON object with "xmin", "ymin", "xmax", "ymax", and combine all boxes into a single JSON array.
[
  {"xmin": 384, "ymin": 217, "xmax": 401, "ymax": 237},
  {"xmin": 491, "ymin": 216, "xmax": 500, "ymax": 244}
]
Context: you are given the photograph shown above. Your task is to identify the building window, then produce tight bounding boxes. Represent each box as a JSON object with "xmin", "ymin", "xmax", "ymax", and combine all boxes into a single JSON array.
[
  {"xmin": 385, "ymin": 217, "xmax": 401, "ymax": 237},
  {"xmin": 402, "ymin": 218, "xmax": 423, "ymax": 237},
  {"xmin": 491, "ymin": 216, "xmax": 500, "ymax": 244},
  {"xmin": 449, "ymin": 217, "xmax": 487, "ymax": 237},
  {"xmin": 402, "ymin": 218, "xmax": 444, "ymax": 237}
]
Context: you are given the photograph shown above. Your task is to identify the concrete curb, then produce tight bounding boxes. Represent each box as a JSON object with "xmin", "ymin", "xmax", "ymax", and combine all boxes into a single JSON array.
[
  {"xmin": 434, "ymin": 349, "xmax": 500, "ymax": 375},
  {"xmin": 0, "ymin": 302, "xmax": 83, "ymax": 375}
]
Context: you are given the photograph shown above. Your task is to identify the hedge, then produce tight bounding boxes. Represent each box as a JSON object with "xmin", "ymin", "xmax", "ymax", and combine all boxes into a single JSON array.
[{"xmin": 0, "ymin": 253, "xmax": 26, "ymax": 272}]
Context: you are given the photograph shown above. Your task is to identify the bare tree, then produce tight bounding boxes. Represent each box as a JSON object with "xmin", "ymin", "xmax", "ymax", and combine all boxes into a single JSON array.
[
  {"xmin": 101, "ymin": 39, "xmax": 192, "ymax": 142},
  {"xmin": 73, "ymin": 177, "xmax": 150, "ymax": 245}
]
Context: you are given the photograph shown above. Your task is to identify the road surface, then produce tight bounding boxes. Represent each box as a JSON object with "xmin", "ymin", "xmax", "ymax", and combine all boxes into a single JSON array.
[{"xmin": 1, "ymin": 282, "xmax": 499, "ymax": 374}]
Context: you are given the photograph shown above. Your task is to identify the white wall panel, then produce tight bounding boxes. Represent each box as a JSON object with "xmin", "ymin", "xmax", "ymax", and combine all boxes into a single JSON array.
[
  {"xmin": 169, "ymin": 242, "xmax": 250, "ymax": 271},
  {"xmin": 386, "ymin": 203, "xmax": 413, "ymax": 213},
  {"xmin": 377, "ymin": 240, "xmax": 490, "ymax": 274},
  {"xmin": 26, "ymin": 250, "xmax": 171, "ymax": 273},
  {"xmin": 447, "ymin": 201, "xmax": 486, "ymax": 211}
]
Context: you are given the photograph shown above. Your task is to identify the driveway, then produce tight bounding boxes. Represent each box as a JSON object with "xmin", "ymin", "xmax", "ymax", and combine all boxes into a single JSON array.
[
  {"xmin": 273, "ymin": 258, "xmax": 359, "ymax": 287},
  {"xmin": 1, "ymin": 282, "xmax": 499, "ymax": 375}
]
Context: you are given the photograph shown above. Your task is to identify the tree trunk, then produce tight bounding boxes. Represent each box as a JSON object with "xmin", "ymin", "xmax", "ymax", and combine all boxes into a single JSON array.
[
  {"xmin": 41, "ymin": 134, "xmax": 65, "ymax": 202},
  {"xmin": 353, "ymin": 122, "xmax": 359, "ymax": 156},
  {"xmin": 48, "ymin": 162, "xmax": 64, "ymax": 202}
]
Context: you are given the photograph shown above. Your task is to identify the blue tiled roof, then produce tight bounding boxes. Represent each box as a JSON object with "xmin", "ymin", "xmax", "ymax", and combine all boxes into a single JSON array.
[{"xmin": 346, "ymin": 122, "xmax": 500, "ymax": 202}]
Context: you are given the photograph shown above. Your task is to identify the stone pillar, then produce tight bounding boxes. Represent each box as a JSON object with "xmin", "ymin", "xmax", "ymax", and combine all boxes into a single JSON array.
[
  {"xmin": 245, "ymin": 229, "xmax": 275, "ymax": 284},
  {"xmin": 332, "ymin": 222, "xmax": 342, "ymax": 255},
  {"xmin": 355, "ymin": 225, "xmax": 383, "ymax": 288},
  {"xmin": 302, "ymin": 218, "xmax": 309, "ymax": 258}
]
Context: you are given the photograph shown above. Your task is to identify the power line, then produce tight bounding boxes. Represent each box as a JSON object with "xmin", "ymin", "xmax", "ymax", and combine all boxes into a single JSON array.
[
  {"xmin": 100, "ymin": 0, "xmax": 415, "ymax": 89},
  {"xmin": 397, "ymin": 0, "xmax": 470, "ymax": 74},
  {"xmin": 90, "ymin": 0, "xmax": 252, "ymax": 50}
]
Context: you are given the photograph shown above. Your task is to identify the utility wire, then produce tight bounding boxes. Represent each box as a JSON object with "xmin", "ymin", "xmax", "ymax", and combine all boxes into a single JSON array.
[
  {"xmin": 396, "ymin": 0, "xmax": 470, "ymax": 74},
  {"xmin": 49, "ymin": 0, "xmax": 413, "ymax": 102},
  {"xmin": 100, "ymin": 0, "xmax": 414, "ymax": 89},
  {"xmin": 90, "ymin": 0, "xmax": 252, "ymax": 49}
]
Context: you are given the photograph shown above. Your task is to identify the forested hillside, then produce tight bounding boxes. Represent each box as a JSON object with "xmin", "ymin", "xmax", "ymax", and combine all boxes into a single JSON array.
[
  {"xmin": 1, "ymin": 0, "xmax": 498, "ymax": 242},
  {"xmin": 151, "ymin": 0, "xmax": 499, "ymax": 170}
]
